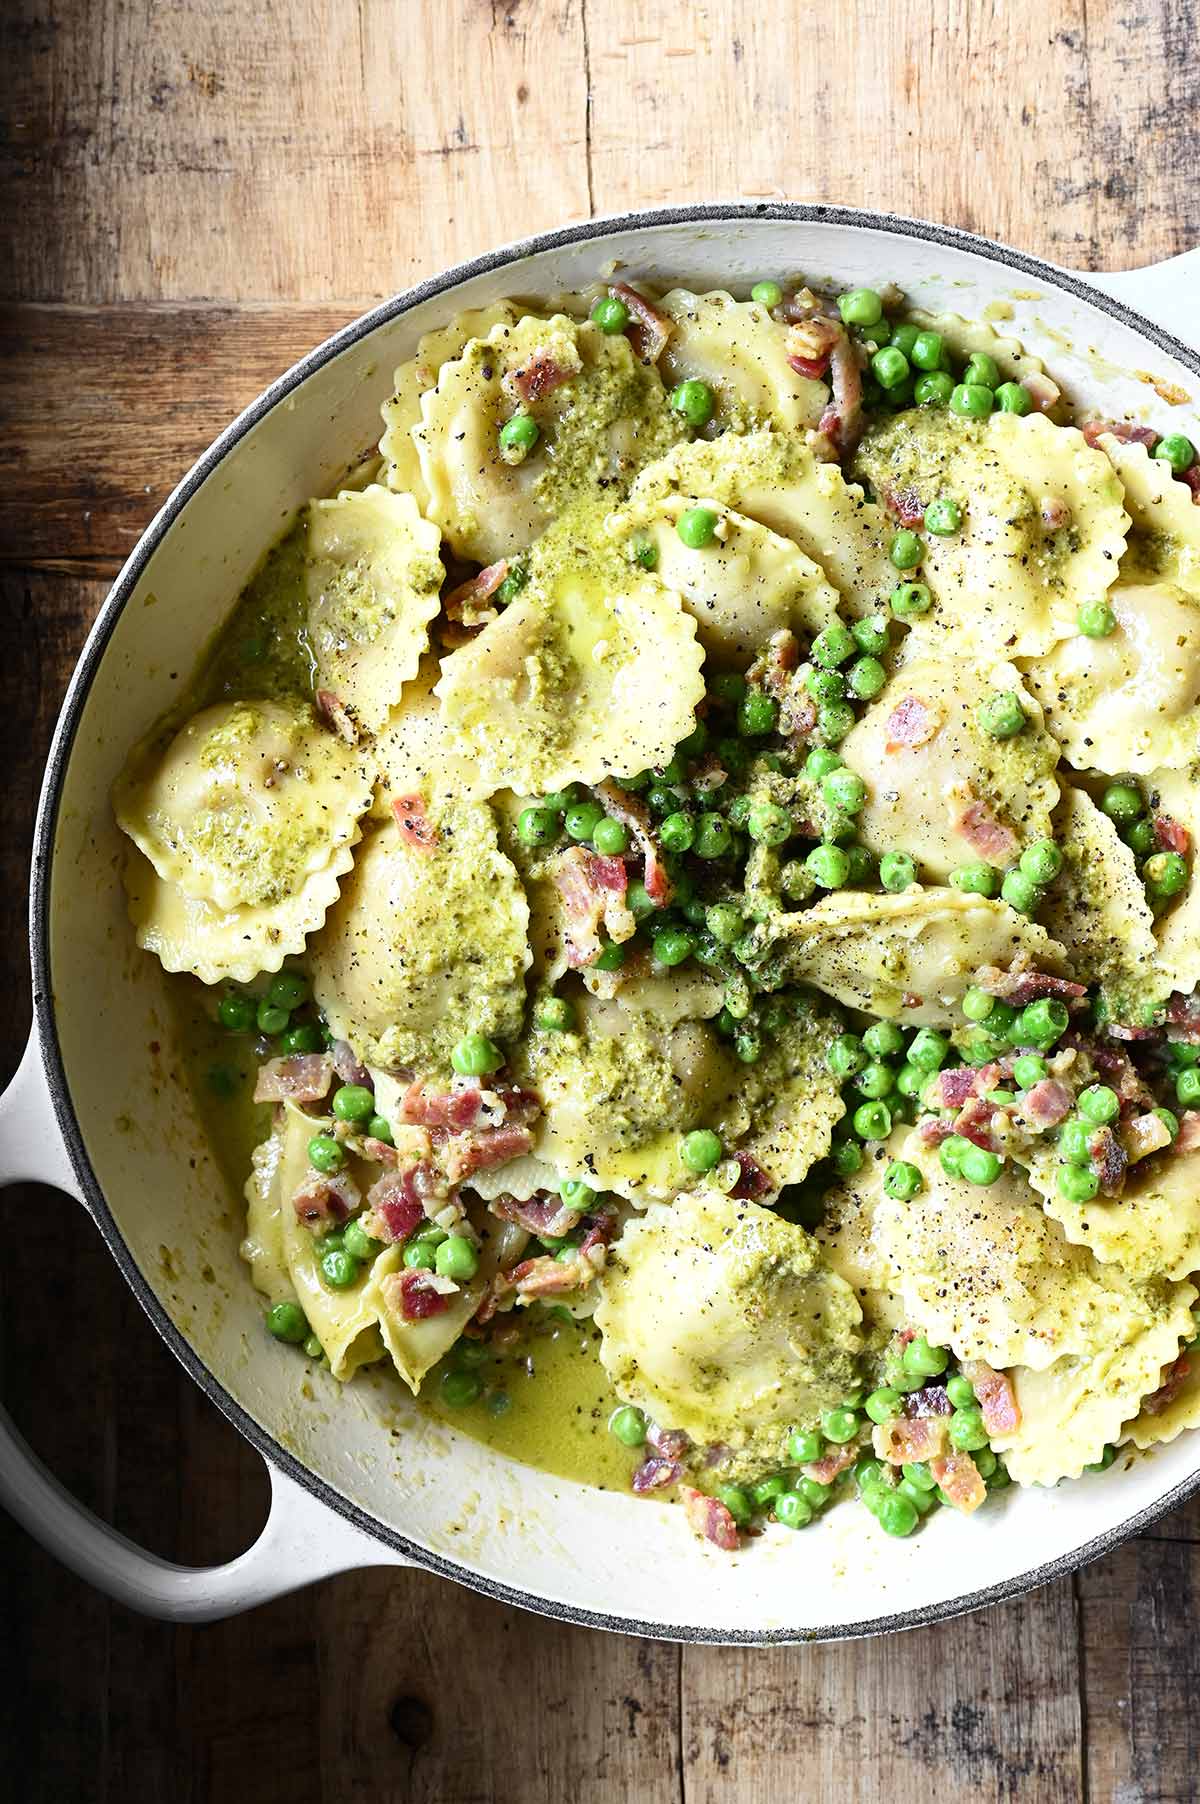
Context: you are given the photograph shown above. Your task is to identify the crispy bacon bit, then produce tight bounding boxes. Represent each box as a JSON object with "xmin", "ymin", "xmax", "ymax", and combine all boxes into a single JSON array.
[
  {"xmin": 957, "ymin": 797, "xmax": 1019, "ymax": 865},
  {"xmin": 647, "ymin": 1424, "xmax": 691, "ymax": 1459},
  {"xmin": 632, "ymin": 1455, "xmax": 682, "ymax": 1493},
  {"xmin": 390, "ymin": 1268, "xmax": 454, "ymax": 1321},
  {"xmin": 609, "ymin": 282, "xmax": 674, "ymax": 364},
  {"xmin": 1089, "ymin": 1124, "xmax": 1128, "ymax": 1195},
  {"xmin": 1123, "ymin": 1109, "xmax": 1175, "ymax": 1163},
  {"xmin": 1168, "ymin": 992, "xmax": 1200, "ymax": 1040},
  {"xmin": 1020, "ymin": 372, "xmax": 1061, "ymax": 414},
  {"xmin": 596, "ymin": 778, "xmax": 672, "ymax": 905},
  {"xmin": 1083, "ymin": 419, "xmax": 1159, "ymax": 449},
  {"xmin": 508, "ymin": 1254, "xmax": 582, "ymax": 1298},
  {"xmin": 936, "ymin": 1066, "xmax": 981, "ymax": 1110},
  {"xmin": 979, "ymin": 967, "xmax": 1086, "ymax": 1007},
  {"xmin": 954, "ymin": 1094, "xmax": 1000, "ymax": 1152},
  {"xmin": 490, "ymin": 1191, "xmax": 582, "ymax": 1239},
  {"xmin": 402, "ymin": 1078, "xmax": 483, "ymax": 1131},
  {"xmin": 444, "ymin": 559, "xmax": 508, "ymax": 626},
  {"xmin": 331, "ymin": 1039, "xmax": 371, "ymax": 1087},
  {"xmin": 729, "ymin": 1152, "xmax": 773, "ymax": 1200},
  {"xmin": 1073, "ymin": 1035, "xmax": 1156, "ymax": 1108},
  {"xmin": 1176, "ymin": 1110, "xmax": 1200, "ymax": 1152},
  {"xmin": 1155, "ymin": 814, "xmax": 1191, "ymax": 855},
  {"xmin": 1021, "ymin": 1078, "xmax": 1074, "ymax": 1130},
  {"xmin": 820, "ymin": 333, "xmax": 865, "ymax": 453},
  {"xmin": 511, "ymin": 352, "xmax": 570, "ymax": 405},
  {"xmin": 801, "ymin": 1442, "xmax": 860, "ymax": 1486},
  {"xmin": 787, "ymin": 315, "xmax": 842, "ymax": 370},
  {"xmin": 679, "ymin": 1485, "xmax": 740, "ymax": 1551},
  {"xmin": 916, "ymin": 1115, "xmax": 957, "ymax": 1148},
  {"xmin": 884, "ymin": 485, "xmax": 926, "ymax": 528},
  {"xmin": 392, "ymin": 793, "xmax": 439, "ymax": 852},
  {"xmin": 788, "ymin": 351, "xmax": 831, "ymax": 380},
  {"xmin": 472, "ymin": 1271, "xmax": 516, "ymax": 1325},
  {"xmin": 366, "ymin": 1170, "xmax": 426, "ymax": 1244},
  {"xmin": 360, "ymin": 1136, "xmax": 398, "ymax": 1166},
  {"xmin": 552, "ymin": 844, "xmax": 632, "ymax": 967},
  {"xmin": 291, "ymin": 1170, "xmax": 359, "ymax": 1229},
  {"xmin": 315, "ymin": 688, "xmax": 358, "ymax": 744},
  {"xmin": 1180, "ymin": 464, "xmax": 1200, "ymax": 504},
  {"xmin": 885, "ymin": 695, "xmax": 939, "ymax": 753},
  {"xmin": 873, "ymin": 1416, "xmax": 950, "ymax": 1465},
  {"xmin": 1143, "ymin": 1353, "xmax": 1192, "ymax": 1415},
  {"xmin": 254, "ymin": 1052, "xmax": 334, "ymax": 1104},
  {"xmin": 903, "ymin": 1384, "xmax": 952, "ymax": 1418},
  {"xmin": 963, "ymin": 1362, "xmax": 1021, "ymax": 1436},
  {"xmin": 929, "ymin": 1452, "xmax": 987, "ymax": 1513},
  {"xmin": 444, "ymin": 1125, "xmax": 534, "ymax": 1183},
  {"xmin": 578, "ymin": 1212, "xmax": 617, "ymax": 1261}
]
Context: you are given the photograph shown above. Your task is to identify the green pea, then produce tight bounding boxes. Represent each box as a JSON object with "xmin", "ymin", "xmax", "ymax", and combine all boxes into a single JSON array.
[
  {"xmin": 924, "ymin": 497, "xmax": 962, "ymax": 536},
  {"xmin": 1015, "ymin": 998, "xmax": 1069, "ymax": 1049},
  {"xmin": 1154, "ymin": 433, "xmax": 1196, "ymax": 474},
  {"xmin": 321, "ymin": 1247, "xmax": 359, "ymax": 1288},
  {"xmin": 517, "ymin": 805, "xmax": 558, "ymax": 846},
  {"xmin": 717, "ymin": 1483, "xmax": 753, "ymax": 1526},
  {"xmin": 959, "ymin": 1144, "xmax": 1003, "ymax": 1185},
  {"xmin": 652, "ymin": 925, "xmax": 696, "ymax": 968},
  {"xmin": 1078, "ymin": 1084, "xmax": 1119, "ymax": 1125},
  {"xmin": 625, "ymin": 879, "xmax": 657, "ymax": 919},
  {"xmin": 669, "ymin": 379, "xmax": 715, "ymax": 429},
  {"xmin": 499, "ymin": 412, "xmax": 539, "ymax": 457},
  {"xmin": 865, "ymin": 1386, "xmax": 903, "ymax": 1424},
  {"xmin": 846, "ymin": 655, "xmax": 886, "ymax": 699},
  {"xmin": 1058, "ymin": 1163, "xmax": 1099, "ymax": 1203},
  {"xmin": 906, "ymin": 1028, "xmax": 948, "ymax": 1072},
  {"xmin": 909, "ymin": 329, "xmax": 944, "ymax": 370},
  {"xmin": 902, "ymin": 1335, "xmax": 948, "ymax": 1378},
  {"xmin": 915, "ymin": 371, "xmax": 955, "ymax": 406},
  {"xmin": 877, "ymin": 1492, "xmax": 919, "ymax": 1536},
  {"xmin": 609, "ymin": 1404, "xmax": 647, "ymax": 1446},
  {"xmin": 857, "ymin": 1060, "xmax": 894, "ymax": 1100},
  {"xmin": 977, "ymin": 690, "xmax": 1026, "ymax": 739},
  {"xmin": 774, "ymin": 1491, "xmax": 814, "ymax": 1530},
  {"xmin": 279, "ymin": 1023, "xmax": 325, "ymax": 1054},
  {"xmin": 807, "ymin": 664, "xmax": 846, "ymax": 704},
  {"xmin": 822, "ymin": 768, "xmax": 867, "ymax": 815},
  {"xmin": 889, "ymin": 529, "xmax": 924, "ymax": 570},
  {"xmin": 860, "ymin": 1020, "xmax": 903, "ymax": 1059},
  {"xmin": 441, "ymin": 1369, "xmax": 483, "ymax": 1408},
  {"xmin": 871, "ymin": 345, "xmax": 911, "ymax": 390},
  {"xmin": 950, "ymin": 382, "xmax": 995, "ymax": 418},
  {"xmin": 1085, "ymin": 1444, "xmax": 1118, "ymax": 1473},
  {"xmin": 1077, "ymin": 599, "xmax": 1116, "ymax": 637},
  {"xmin": 1156, "ymin": 1107, "xmax": 1181, "ymax": 1142},
  {"xmin": 747, "ymin": 801, "xmax": 792, "ymax": 846},
  {"xmin": 946, "ymin": 1373, "xmax": 976, "ymax": 1409},
  {"xmin": 750, "ymin": 279, "xmax": 783, "ymax": 307},
  {"xmin": 827, "ymin": 1033, "xmax": 867, "ymax": 1080},
  {"xmin": 1012, "ymin": 1054, "xmax": 1048, "ymax": 1089},
  {"xmin": 960, "ymin": 351, "xmax": 998, "ymax": 389},
  {"xmin": 838, "ymin": 287, "xmax": 883, "ymax": 327},
  {"xmin": 435, "ymin": 1235, "xmax": 480, "ymax": 1281},
  {"xmin": 1058, "ymin": 1116, "xmax": 1093, "ymax": 1165},
  {"xmin": 810, "ymin": 623, "xmax": 854, "ymax": 668},
  {"xmin": 821, "ymin": 1406, "xmax": 861, "ymax": 1444},
  {"xmin": 1146, "ymin": 851, "xmax": 1190, "ymax": 897},
  {"xmin": 307, "ymin": 1134, "xmax": 344, "ymax": 1174},
  {"xmin": 796, "ymin": 1476, "xmax": 832, "ymax": 1510},
  {"xmin": 1019, "ymin": 839, "xmax": 1063, "ymax": 884},
  {"xmin": 1124, "ymin": 817, "xmax": 1157, "ymax": 856},
  {"xmin": 680, "ymin": 1128, "xmax": 722, "ymax": 1172},
  {"xmin": 535, "ymin": 996, "xmax": 574, "ymax": 1033},
  {"xmin": 817, "ymin": 701, "xmax": 855, "ymax": 743},
  {"xmin": 738, "ymin": 690, "xmax": 778, "ymax": 736},
  {"xmin": 563, "ymin": 800, "xmax": 603, "ymax": 842},
  {"xmin": 1101, "ymin": 781, "xmax": 1143, "ymax": 823},
  {"xmin": 591, "ymin": 816, "xmax": 629, "ymax": 856},
  {"xmin": 750, "ymin": 1474, "xmax": 788, "ymax": 1508},
  {"xmin": 995, "ymin": 380, "xmax": 1033, "ymax": 415},
  {"xmin": 693, "ymin": 812, "xmax": 733, "ymax": 860},
  {"xmin": 889, "ymin": 580, "xmax": 932, "ymax": 616},
  {"xmin": 218, "ymin": 994, "xmax": 256, "ymax": 1033},
  {"xmin": 496, "ymin": 562, "xmax": 530, "ymax": 603},
  {"xmin": 802, "ymin": 748, "xmax": 840, "ymax": 781},
  {"xmin": 542, "ymin": 784, "xmax": 582, "ymax": 813},
  {"xmin": 677, "ymin": 504, "xmax": 719, "ymax": 547},
  {"xmin": 591, "ymin": 294, "xmax": 630, "ymax": 334},
  {"xmin": 787, "ymin": 1428, "xmax": 824, "ymax": 1463},
  {"xmin": 594, "ymin": 941, "xmax": 625, "ymax": 971},
  {"xmin": 559, "ymin": 1179, "xmax": 596, "ymax": 1208},
  {"xmin": 1170, "ymin": 1042, "xmax": 1200, "ymax": 1067},
  {"xmin": 852, "ymin": 1099, "xmax": 893, "ymax": 1141},
  {"xmin": 302, "ymin": 1333, "xmax": 324, "ymax": 1359},
  {"xmin": 804, "ymin": 844, "xmax": 849, "ymax": 889},
  {"xmin": 267, "ymin": 971, "xmax": 309, "ymax": 1011},
  {"xmin": 879, "ymin": 851, "xmax": 917, "ymax": 893},
  {"xmin": 949, "ymin": 861, "xmax": 1001, "ymax": 897},
  {"xmin": 831, "ymin": 1137, "xmax": 863, "ymax": 1177},
  {"xmin": 883, "ymin": 1159, "xmax": 923, "ymax": 1201},
  {"xmin": 450, "ymin": 1032, "xmax": 504, "ymax": 1076},
  {"xmin": 1001, "ymin": 869, "xmax": 1042, "ymax": 915},
  {"xmin": 704, "ymin": 903, "xmax": 743, "ymax": 946},
  {"xmin": 888, "ymin": 323, "xmax": 919, "ymax": 359},
  {"xmin": 961, "ymin": 984, "xmax": 999, "ymax": 1022},
  {"xmin": 256, "ymin": 1001, "xmax": 290, "ymax": 1036},
  {"xmin": 403, "ymin": 1241, "xmax": 436, "ymax": 1270},
  {"xmin": 1176, "ymin": 1067, "xmax": 1200, "ymax": 1106},
  {"xmin": 332, "ymin": 1084, "xmax": 374, "ymax": 1124},
  {"xmin": 852, "ymin": 614, "xmax": 891, "ymax": 656},
  {"xmin": 266, "ymin": 1301, "xmax": 309, "ymax": 1344},
  {"xmin": 948, "ymin": 1405, "xmax": 990, "ymax": 1452},
  {"xmin": 343, "ymin": 1219, "xmax": 382, "ymax": 1262}
]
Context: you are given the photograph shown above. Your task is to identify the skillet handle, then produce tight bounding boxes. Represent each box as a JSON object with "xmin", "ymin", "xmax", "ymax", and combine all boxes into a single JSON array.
[
  {"xmin": 0, "ymin": 1027, "xmax": 403, "ymax": 1619},
  {"xmin": 1076, "ymin": 249, "xmax": 1200, "ymax": 353}
]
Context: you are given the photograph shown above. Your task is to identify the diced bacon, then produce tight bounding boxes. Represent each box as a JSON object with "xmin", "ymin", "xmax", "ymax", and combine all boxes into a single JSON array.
[
  {"xmin": 1083, "ymin": 419, "xmax": 1159, "ymax": 449},
  {"xmin": 1107, "ymin": 1023, "xmax": 1160, "ymax": 1042},
  {"xmin": 1176, "ymin": 1110, "xmax": 1200, "ymax": 1152},
  {"xmin": 787, "ymin": 315, "xmax": 842, "ymax": 370},
  {"xmin": 801, "ymin": 1442, "xmax": 859, "ymax": 1486},
  {"xmin": 365, "ymin": 1170, "xmax": 426, "ymax": 1244},
  {"xmin": 1123, "ymin": 1109, "xmax": 1174, "ymax": 1163},
  {"xmin": 632, "ymin": 1455, "xmax": 682, "ymax": 1494},
  {"xmin": 756, "ymin": 627, "xmax": 800, "ymax": 694},
  {"xmin": 254, "ymin": 1053, "xmax": 334, "ymax": 1104},
  {"xmin": 473, "ymin": 1271, "xmax": 516, "ymax": 1325},
  {"xmin": 402, "ymin": 1078, "xmax": 483, "ymax": 1131},
  {"xmin": 1154, "ymin": 814, "xmax": 1191, "ymax": 855},
  {"xmin": 963, "ymin": 1362, "xmax": 1021, "ymax": 1436},
  {"xmin": 903, "ymin": 1383, "xmax": 952, "ymax": 1418},
  {"xmin": 1167, "ymin": 992, "xmax": 1200, "ymax": 1040},
  {"xmin": 596, "ymin": 779, "xmax": 672, "ymax": 905},
  {"xmin": 821, "ymin": 334, "xmax": 865, "ymax": 453},
  {"xmin": 387, "ymin": 1268, "xmax": 454, "ymax": 1321},
  {"xmin": 935, "ymin": 1066, "xmax": 981, "ymax": 1109},
  {"xmin": 290, "ymin": 1170, "xmax": 359, "ymax": 1229},
  {"xmin": 330, "ymin": 1039, "xmax": 371, "ymax": 1087},
  {"xmin": 647, "ymin": 1424, "xmax": 691, "ymax": 1459},
  {"xmin": 1020, "ymin": 372, "xmax": 1061, "ymax": 414},
  {"xmin": 1181, "ymin": 464, "xmax": 1200, "ymax": 504},
  {"xmin": 1021, "ymin": 1078, "xmax": 1074, "ymax": 1129},
  {"xmin": 1074, "ymin": 1035, "xmax": 1156, "ymax": 1107},
  {"xmin": 392, "ymin": 793, "xmax": 439, "ymax": 852},
  {"xmin": 928, "ymin": 1452, "xmax": 987, "ymax": 1513},
  {"xmin": 954, "ymin": 1094, "xmax": 1000, "ymax": 1151},
  {"xmin": 885, "ymin": 695, "xmax": 939, "ymax": 753},
  {"xmin": 957, "ymin": 797, "xmax": 1019, "ymax": 865},
  {"xmin": 444, "ymin": 559, "xmax": 508, "ymax": 625},
  {"xmin": 490, "ymin": 1085, "xmax": 542, "ymax": 1127},
  {"xmin": 444, "ymin": 1125, "xmax": 534, "ymax": 1182},
  {"xmin": 917, "ymin": 1116, "xmax": 956, "ymax": 1147},
  {"xmin": 1089, "ymin": 1125, "xmax": 1128, "ymax": 1195},
  {"xmin": 1143, "ymin": 1353, "xmax": 1192, "ymax": 1415},
  {"xmin": 873, "ymin": 1416, "xmax": 950, "ymax": 1465},
  {"xmin": 679, "ymin": 1485, "xmax": 740, "ymax": 1552},
  {"xmin": 729, "ymin": 1152, "xmax": 773, "ymax": 1200},
  {"xmin": 510, "ymin": 352, "xmax": 571, "ymax": 404},
  {"xmin": 609, "ymin": 282, "xmax": 674, "ymax": 364},
  {"xmin": 315, "ymin": 687, "xmax": 358, "ymax": 744},
  {"xmin": 789, "ymin": 351, "xmax": 831, "ymax": 381},
  {"xmin": 360, "ymin": 1136, "xmax": 398, "ymax": 1166},
  {"xmin": 979, "ymin": 967, "xmax": 1086, "ymax": 1007},
  {"xmin": 884, "ymin": 485, "xmax": 926, "ymax": 528},
  {"xmin": 509, "ymin": 1254, "xmax": 582, "ymax": 1298},
  {"xmin": 489, "ymin": 1191, "xmax": 582, "ymax": 1239},
  {"xmin": 552, "ymin": 844, "xmax": 633, "ymax": 967}
]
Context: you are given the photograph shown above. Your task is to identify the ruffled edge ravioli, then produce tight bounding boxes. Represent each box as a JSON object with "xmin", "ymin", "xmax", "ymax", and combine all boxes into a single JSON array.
[
  {"xmin": 1039, "ymin": 782, "xmax": 1160, "ymax": 1017},
  {"xmin": 1145, "ymin": 764, "xmax": 1200, "ymax": 992},
  {"xmin": 433, "ymin": 544, "xmax": 705, "ymax": 801},
  {"xmin": 1025, "ymin": 1141, "xmax": 1200, "ymax": 1286},
  {"xmin": 304, "ymin": 486, "xmax": 444, "ymax": 735},
  {"xmin": 657, "ymin": 288, "xmax": 828, "ymax": 433},
  {"xmin": 1101, "ymin": 433, "xmax": 1200, "ymax": 598}
]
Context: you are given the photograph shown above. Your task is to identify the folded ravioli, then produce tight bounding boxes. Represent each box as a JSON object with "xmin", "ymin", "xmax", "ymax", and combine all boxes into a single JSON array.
[
  {"xmin": 1024, "ymin": 581, "xmax": 1200, "ymax": 772},
  {"xmin": 814, "ymin": 1132, "xmax": 909, "ymax": 1335},
  {"xmin": 657, "ymin": 288, "xmax": 828, "ymax": 433},
  {"xmin": 627, "ymin": 428, "xmax": 894, "ymax": 615},
  {"xmin": 304, "ymin": 487, "xmax": 444, "ymax": 734},
  {"xmin": 115, "ymin": 699, "xmax": 372, "ymax": 912},
  {"xmin": 839, "ymin": 654, "xmax": 1059, "ymax": 882},
  {"xmin": 1100, "ymin": 433, "xmax": 1200, "ymax": 598},
  {"xmin": 764, "ymin": 887, "xmax": 1064, "ymax": 1025},
  {"xmin": 1144, "ymin": 764, "xmax": 1200, "ymax": 993},
  {"xmin": 608, "ymin": 493, "xmax": 841, "ymax": 667},
  {"xmin": 1024, "ymin": 1139, "xmax": 1200, "ymax": 1284},
  {"xmin": 415, "ymin": 312, "xmax": 682, "ymax": 563},
  {"xmin": 1038, "ymin": 783, "xmax": 1160, "ymax": 1020},
  {"xmin": 595, "ymin": 1187, "xmax": 862, "ymax": 1458},
  {"xmin": 1122, "ymin": 1334, "xmax": 1200, "ymax": 1450},
  {"xmin": 433, "ymin": 540, "xmax": 705, "ymax": 801},
  {"xmin": 309, "ymin": 805, "xmax": 531, "ymax": 1076},
  {"xmin": 854, "ymin": 411, "xmax": 1128, "ymax": 658}
]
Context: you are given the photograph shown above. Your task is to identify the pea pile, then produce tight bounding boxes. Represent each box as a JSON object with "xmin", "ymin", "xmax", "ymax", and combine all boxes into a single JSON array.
[{"xmin": 1097, "ymin": 777, "xmax": 1192, "ymax": 911}]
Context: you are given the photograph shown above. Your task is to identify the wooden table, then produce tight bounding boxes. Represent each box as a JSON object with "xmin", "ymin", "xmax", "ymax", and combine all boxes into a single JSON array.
[{"xmin": 2, "ymin": 5, "xmax": 1199, "ymax": 1798}]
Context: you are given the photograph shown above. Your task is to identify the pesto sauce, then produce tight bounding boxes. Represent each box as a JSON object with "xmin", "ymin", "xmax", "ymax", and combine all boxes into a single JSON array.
[{"xmin": 198, "ymin": 525, "xmax": 317, "ymax": 708}]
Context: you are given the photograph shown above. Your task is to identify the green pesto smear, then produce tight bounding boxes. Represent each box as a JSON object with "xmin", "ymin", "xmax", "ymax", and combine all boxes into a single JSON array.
[{"xmin": 199, "ymin": 526, "xmax": 316, "ymax": 708}]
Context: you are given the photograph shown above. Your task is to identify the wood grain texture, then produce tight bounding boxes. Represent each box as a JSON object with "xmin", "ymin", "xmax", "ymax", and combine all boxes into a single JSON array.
[{"xmin": 3, "ymin": 2, "xmax": 1200, "ymax": 1801}]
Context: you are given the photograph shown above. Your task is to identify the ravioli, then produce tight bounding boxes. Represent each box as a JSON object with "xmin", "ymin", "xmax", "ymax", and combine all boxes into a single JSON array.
[
  {"xmin": 765, "ymin": 887, "xmax": 1064, "ymax": 1025},
  {"xmin": 595, "ymin": 1187, "xmax": 862, "ymax": 1460},
  {"xmin": 840, "ymin": 654, "xmax": 1059, "ymax": 882},
  {"xmin": 1100, "ymin": 434, "xmax": 1200, "ymax": 598},
  {"xmin": 855, "ymin": 411, "xmax": 1128, "ymax": 658},
  {"xmin": 1025, "ymin": 1140, "xmax": 1200, "ymax": 1284},
  {"xmin": 1024, "ymin": 581, "xmax": 1200, "ymax": 772},
  {"xmin": 433, "ymin": 540, "xmax": 705, "ymax": 801},
  {"xmin": 1122, "ymin": 1334, "xmax": 1200, "ymax": 1450},
  {"xmin": 1144, "ymin": 764, "xmax": 1200, "ymax": 993},
  {"xmin": 304, "ymin": 486, "xmax": 444, "ymax": 733},
  {"xmin": 1038, "ymin": 782, "xmax": 1161, "ymax": 1019},
  {"xmin": 814, "ymin": 1134, "xmax": 909, "ymax": 1335},
  {"xmin": 657, "ymin": 288, "xmax": 828, "ymax": 433},
  {"xmin": 115, "ymin": 699, "xmax": 372, "ymax": 912},
  {"xmin": 309, "ymin": 806, "xmax": 531, "ymax": 1076}
]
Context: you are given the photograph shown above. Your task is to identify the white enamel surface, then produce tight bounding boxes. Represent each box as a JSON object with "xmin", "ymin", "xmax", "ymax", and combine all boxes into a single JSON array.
[{"xmin": 12, "ymin": 212, "xmax": 1200, "ymax": 1635}]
